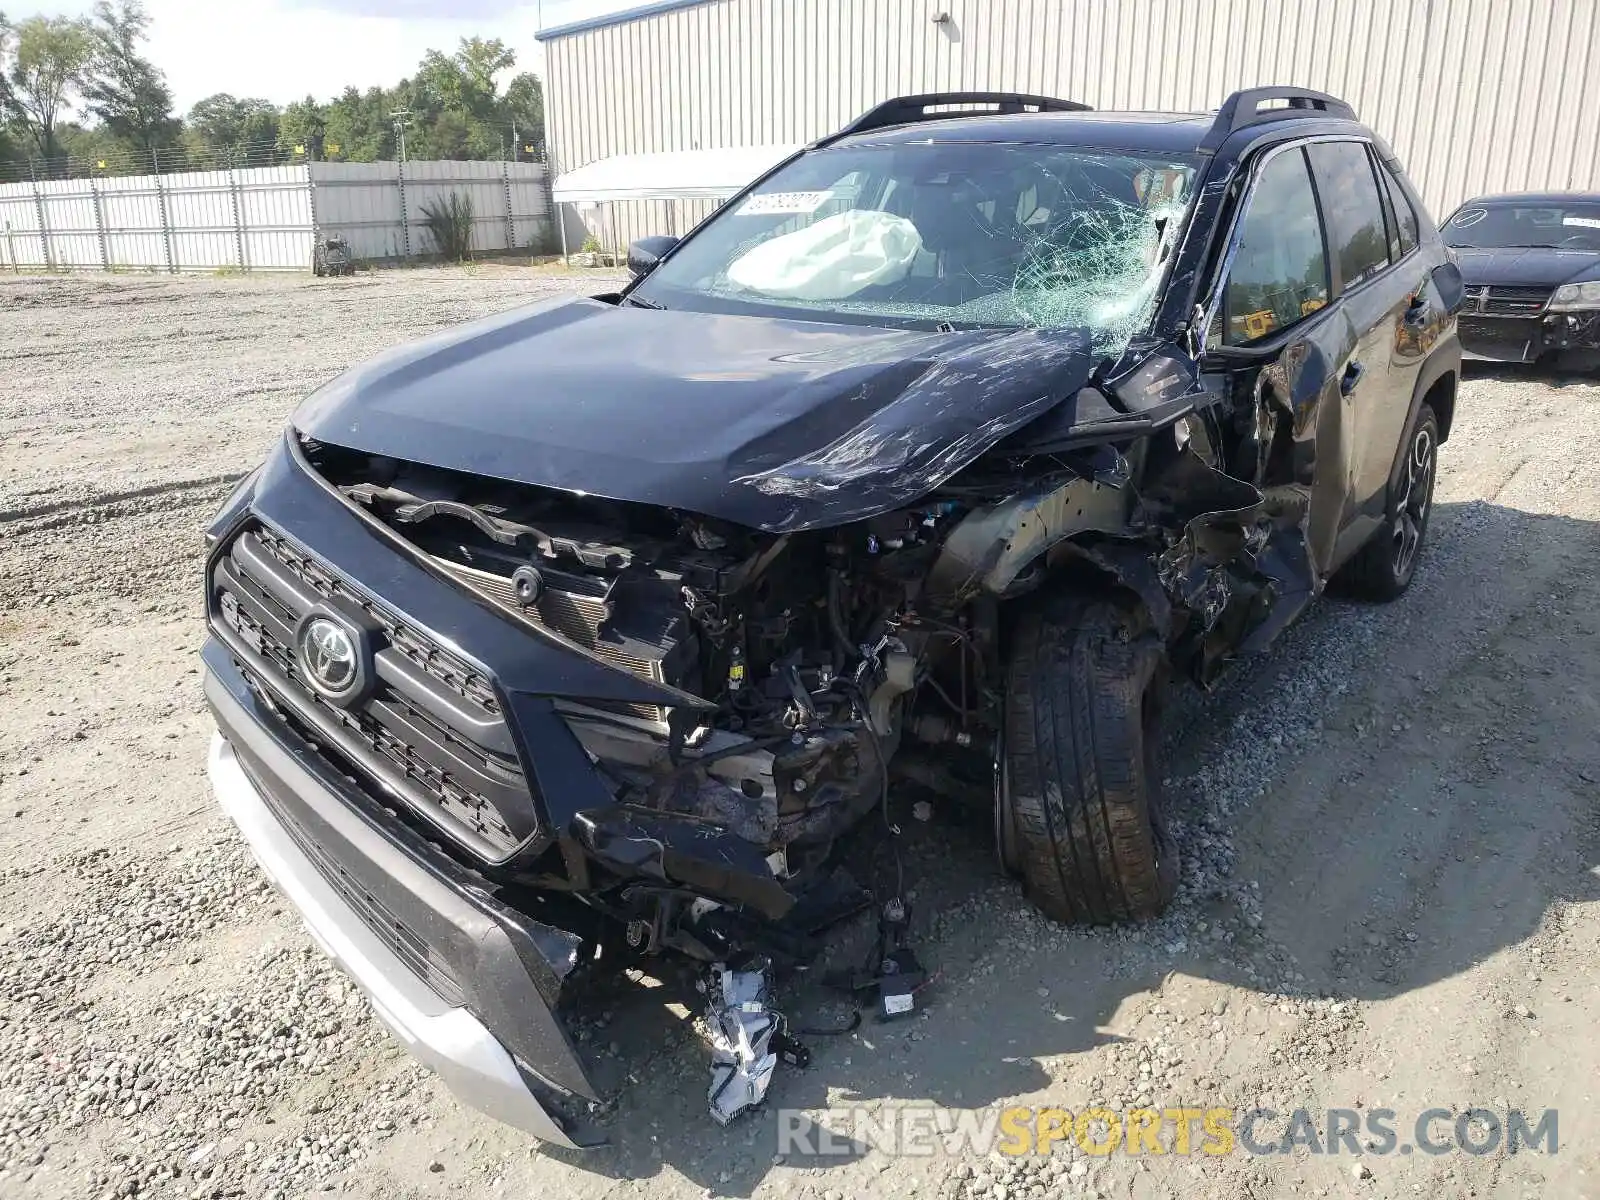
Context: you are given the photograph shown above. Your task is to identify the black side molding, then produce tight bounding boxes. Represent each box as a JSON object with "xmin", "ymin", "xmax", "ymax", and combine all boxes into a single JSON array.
[{"xmin": 1200, "ymin": 86, "xmax": 1358, "ymax": 153}]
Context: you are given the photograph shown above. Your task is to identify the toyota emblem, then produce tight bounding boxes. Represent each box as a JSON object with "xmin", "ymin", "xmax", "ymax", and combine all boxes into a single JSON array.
[{"xmin": 297, "ymin": 615, "xmax": 361, "ymax": 698}]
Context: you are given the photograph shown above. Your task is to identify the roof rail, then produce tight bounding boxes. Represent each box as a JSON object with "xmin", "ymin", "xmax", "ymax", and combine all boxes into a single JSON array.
[
  {"xmin": 1199, "ymin": 86, "xmax": 1357, "ymax": 152},
  {"xmin": 827, "ymin": 91, "xmax": 1091, "ymax": 141}
]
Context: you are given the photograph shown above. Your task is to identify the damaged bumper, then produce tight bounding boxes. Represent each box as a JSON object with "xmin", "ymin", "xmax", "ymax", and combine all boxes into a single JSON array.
[
  {"xmin": 1457, "ymin": 309, "xmax": 1600, "ymax": 362},
  {"xmin": 203, "ymin": 644, "xmax": 604, "ymax": 1149}
]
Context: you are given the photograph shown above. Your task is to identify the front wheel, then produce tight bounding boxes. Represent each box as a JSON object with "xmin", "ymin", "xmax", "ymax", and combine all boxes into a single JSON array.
[
  {"xmin": 1338, "ymin": 405, "xmax": 1439, "ymax": 600},
  {"xmin": 998, "ymin": 597, "xmax": 1179, "ymax": 924}
]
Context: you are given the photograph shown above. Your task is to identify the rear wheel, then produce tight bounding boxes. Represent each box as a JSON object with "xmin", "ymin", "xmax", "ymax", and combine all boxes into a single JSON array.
[
  {"xmin": 998, "ymin": 597, "xmax": 1179, "ymax": 923},
  {"xmin": 1339, "ymin": 405, "xmax": 1439, "ymax": 600}
]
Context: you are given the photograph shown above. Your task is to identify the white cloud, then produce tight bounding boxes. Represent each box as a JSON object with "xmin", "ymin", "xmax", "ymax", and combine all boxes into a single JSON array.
[{"xmin": 9, "ymin": 0, "xmax": 645, "ymax": 111}]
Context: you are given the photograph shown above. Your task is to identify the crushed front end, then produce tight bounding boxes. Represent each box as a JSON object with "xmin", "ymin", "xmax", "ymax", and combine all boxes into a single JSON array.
[{"xmin": 200, "ymin": 427, "xmax": 979, "ymax": 1143}]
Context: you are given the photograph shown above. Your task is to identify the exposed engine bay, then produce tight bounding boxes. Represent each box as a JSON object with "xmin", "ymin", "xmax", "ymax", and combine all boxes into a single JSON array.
[{"xmin": 317, "ymin": 441, "xmax": 999, "ymax": 880}]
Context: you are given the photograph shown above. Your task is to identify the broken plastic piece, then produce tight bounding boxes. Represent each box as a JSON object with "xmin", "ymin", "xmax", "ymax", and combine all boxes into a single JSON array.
[{"xmin": 706, "ymin": 959, "xmax": 780, "ymax": 1125}]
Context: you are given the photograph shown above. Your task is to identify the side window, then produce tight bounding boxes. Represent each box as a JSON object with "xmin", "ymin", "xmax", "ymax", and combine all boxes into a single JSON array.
[
  {"xmin": 1378, "ymin": 162, "xmax": 1420, "ymax": 256},
  {"xmin": 1306, "ymin": 141, "xmax": 1391, "ymax": 289},
  {"xmin": 1221, "ymin": 149, "xmax": 1331, "ymax": 346}
]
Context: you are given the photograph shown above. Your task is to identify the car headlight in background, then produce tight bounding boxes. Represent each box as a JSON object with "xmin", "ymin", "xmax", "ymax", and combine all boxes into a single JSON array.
[{"xmin": 1548, "ymin": 281, "xmax": 1600, "ymax": 311}]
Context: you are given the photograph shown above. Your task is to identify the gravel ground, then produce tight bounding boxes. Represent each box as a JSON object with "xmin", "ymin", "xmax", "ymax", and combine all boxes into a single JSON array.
[{"xmin": 2, "ymin": 269, "xmax": 1599, "ymax": 1200}]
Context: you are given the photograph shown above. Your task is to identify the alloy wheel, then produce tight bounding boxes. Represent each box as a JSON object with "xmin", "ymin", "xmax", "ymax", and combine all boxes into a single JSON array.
[{"xmin": 1390, "ymin": 422, "xmax": 1436, "ymax": 581}]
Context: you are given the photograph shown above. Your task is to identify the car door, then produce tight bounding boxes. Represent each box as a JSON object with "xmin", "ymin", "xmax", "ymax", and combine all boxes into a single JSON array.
[
  {"xmin": 1303, "ymin": 140, "xmax": 1425, "ymax": 556},
  {"xmin": 1203, "ymin": 142, "xmax": 1369, "ymax": 586}
]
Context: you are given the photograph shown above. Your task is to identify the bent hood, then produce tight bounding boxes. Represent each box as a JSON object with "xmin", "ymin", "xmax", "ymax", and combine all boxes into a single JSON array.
[
  {"xmin": 294, "ymin": 295, "xmax": 1096, "ymax": 532},
  {"xmin": 1452, "ymin": 247, "xmax": 1600, "ymax": 288}
]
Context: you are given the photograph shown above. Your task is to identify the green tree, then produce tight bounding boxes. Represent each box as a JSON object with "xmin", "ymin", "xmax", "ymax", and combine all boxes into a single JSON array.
[
  {"xmin": 408, "ymin": 37, "xmax": 529, "ymax": 161},
  {"xmin": 80, "ymin": 0, "xmax": 178, "ymax": 158},
  {"xmin": 502, "ymin": 71, "xmax": 543, "ymax": 159},
  {"xmin": 322, "ymin": 85, "xmax": 391, "ymax": 161},
  {"xmin": 7, "ymin": 14, "xmax": 94, "ymax": 164},
  {"xmin": 186, "ymin": 92, "xmax": 279, "ymax": 158},
  {"xmin": 278, "ymin": 95, "xmax": 326, "ymax": 159},
  {"xmin": 0, "ymin": 12, "xmax": 15, "ymax": 116},
  {"xmin": 0, "ymin": 13, "xmax": 18, "ymax": 165}
]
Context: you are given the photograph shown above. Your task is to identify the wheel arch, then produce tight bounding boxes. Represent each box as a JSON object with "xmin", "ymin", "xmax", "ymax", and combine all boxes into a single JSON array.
[{"xmin": 1385, "ymin": 348, "xmax": 1457, "ymax": 503}]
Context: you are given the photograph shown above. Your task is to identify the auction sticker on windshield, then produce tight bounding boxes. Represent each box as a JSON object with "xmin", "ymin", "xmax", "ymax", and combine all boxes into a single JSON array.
[{"xmin": 737, "ymin": 191, "xmax": 834, "ymax": 215}]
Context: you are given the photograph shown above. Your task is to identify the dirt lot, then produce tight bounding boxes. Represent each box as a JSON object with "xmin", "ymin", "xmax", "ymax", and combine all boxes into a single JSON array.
[{"xmin": 2, "ymin": 269, "xmax": 1599, "ymax": 1200}]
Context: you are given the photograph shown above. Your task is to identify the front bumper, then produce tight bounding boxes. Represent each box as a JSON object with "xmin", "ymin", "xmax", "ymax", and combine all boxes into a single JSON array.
[
  {"xmin": 1457, "ymin": 309, "xmax": 1600, "ymax": 362},
  {"xmin": 203, "ymin": 644, "xmax": 603, "ymax": 1149}
]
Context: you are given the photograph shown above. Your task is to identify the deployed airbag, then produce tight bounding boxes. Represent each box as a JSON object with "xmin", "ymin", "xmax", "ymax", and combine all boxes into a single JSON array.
[{"xmin": 726, "ymin": 210, "xmax": 922, "ymax": 300}]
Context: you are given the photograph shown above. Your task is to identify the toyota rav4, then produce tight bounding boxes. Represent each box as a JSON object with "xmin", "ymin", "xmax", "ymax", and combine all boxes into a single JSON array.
[{"xmin": 202, "ymin": 87, "xmax": 1464, "ymax": 1146}]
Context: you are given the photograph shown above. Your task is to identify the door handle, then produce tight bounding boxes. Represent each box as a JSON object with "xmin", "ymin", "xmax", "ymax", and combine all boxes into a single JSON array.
[
  {"xmin": 1404, "ymin": 294, "xmax": 1429, "ymax": 327},
  {"xmin": 1340, "ymin": 359, "xmax": 1366, "ymax": 396}
]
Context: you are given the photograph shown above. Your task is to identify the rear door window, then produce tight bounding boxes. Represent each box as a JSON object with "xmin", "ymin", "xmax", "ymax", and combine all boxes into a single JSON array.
[
  {"xmin": 1221, "ymin": 148, "xmax": 1331, "ymax": 345},
  {"xmin": 1306, "ymin": 141, "xmax": 1392, "ymax": 289},
  {"xmin": 1377, "ymin": 161, "xmax": 1420, "ymax": 257}
]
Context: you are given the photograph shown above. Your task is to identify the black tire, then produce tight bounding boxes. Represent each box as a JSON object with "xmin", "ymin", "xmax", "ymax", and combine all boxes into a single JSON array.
[
  {"xmin": 998, "ymin": 597, "xmax": 1179, "ymax": 924},
  {"xmin": 1337, "ymin": 405, "xmax": 1439, "ymax": 601}
]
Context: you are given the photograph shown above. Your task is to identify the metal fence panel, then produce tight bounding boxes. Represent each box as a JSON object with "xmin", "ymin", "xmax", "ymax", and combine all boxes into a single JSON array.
[
  {"xmin": 0, "ymin": 159, "xmax": 549, "ymax": 272},
  {"xmin": 309, "ymin": 160, "xmax": 551, "ymax": 260},
  {"xmin": 307, "ymin": 162, "xmax": 405, "ymax": 261},
  {"xmin": 237, "ymin": 166, "xmax": 315, "ymax": 269},
  {"xmin": 98, "ymin": 174, "xmax": 169, "ymax": 269},
  {"xmin": 0, "ymin": 188, "xmax": 44, "ymax": 269},
  {"xmin": 36, "ymin": 179, "xmax": 101, "ymax": 268}
]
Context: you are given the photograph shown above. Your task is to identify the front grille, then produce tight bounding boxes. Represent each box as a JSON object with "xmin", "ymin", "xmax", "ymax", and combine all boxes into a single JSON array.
[
  {"xmin": 211, "ymin": 525, "xmax": 534, "ymax": 861},
  {"xmin": 1476, "ymin": 285, "xmax": 1552, "ymax": 316},
  {"xmin": 257, "ymin": 528, "xmax": 501, "ymax": 713},
  {"xmin": 268, "ymin": 788, "xmax": 465, "ymax": 1006}
]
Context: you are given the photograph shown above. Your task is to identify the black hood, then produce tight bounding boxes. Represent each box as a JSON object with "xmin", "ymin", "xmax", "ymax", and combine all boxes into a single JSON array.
[
  {"xmin": 294, "ymin": 296, "xmax": 1097, "ymax": 532},
  {"xmin": 1452, "ymin": 246, "xmax": 1600, "ymax": 288}
]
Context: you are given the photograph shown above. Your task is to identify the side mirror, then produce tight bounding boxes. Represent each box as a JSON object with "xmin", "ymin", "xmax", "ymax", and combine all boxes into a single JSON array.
[
  {"xmin": 1431, "ymin": 261, "xmax": 1466, "ymax": 315},
  {"xmin": 627, "ymin": 235, "xmax": 679, "ymax": 278}
]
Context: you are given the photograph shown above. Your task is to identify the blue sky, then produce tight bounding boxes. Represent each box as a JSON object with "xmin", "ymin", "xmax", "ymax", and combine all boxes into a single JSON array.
[{"xmin": 7, "ymin": 0, "xmax": 643, "ymax": 110}]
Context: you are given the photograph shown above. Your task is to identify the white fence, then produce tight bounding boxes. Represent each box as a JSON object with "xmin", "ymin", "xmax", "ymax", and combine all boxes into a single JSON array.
[{"xmin": 0, "ymin": 159, "xmax": 551, "ymax": 273}]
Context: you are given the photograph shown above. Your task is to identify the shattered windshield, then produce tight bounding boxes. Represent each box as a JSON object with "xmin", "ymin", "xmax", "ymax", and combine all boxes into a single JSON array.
[{"xmin": 632, "ymin": 142, "xmax": 1198, "ymax": 356}]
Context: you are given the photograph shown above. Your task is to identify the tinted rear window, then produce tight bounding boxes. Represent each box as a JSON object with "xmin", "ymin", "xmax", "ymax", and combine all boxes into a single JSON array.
[
  {"xmin": 1306, "ymin": 142, "xmax": 1391, "ymax": 289},
  {"xmin": 1378, "ymin": 164, "xmax": 1420, "ymax": 256}
]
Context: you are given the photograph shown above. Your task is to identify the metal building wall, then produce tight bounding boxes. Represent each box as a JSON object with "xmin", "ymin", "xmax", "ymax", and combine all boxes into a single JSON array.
[{"xmin": 542, "ymin": 0, "xmax": 1600, "ymax": 248}]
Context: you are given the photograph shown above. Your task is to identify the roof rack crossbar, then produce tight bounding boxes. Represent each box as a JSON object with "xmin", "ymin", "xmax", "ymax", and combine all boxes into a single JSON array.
[
  {"xmin": 828, "ymin": 91, "xmax": 1092, "ymax": 141},
  {"xmin": 1200, "ymin": 86, "xmax": 1357, "ymax": 152}
]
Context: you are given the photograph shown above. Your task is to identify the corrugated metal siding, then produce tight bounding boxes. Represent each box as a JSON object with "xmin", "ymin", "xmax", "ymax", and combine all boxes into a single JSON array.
[
  {"xmin": 545, "ymin": 0, "xmax": 1600, "ymax": 247},
  {"xmin": 310, "ymin": 161, "xmax": 551, "ymax": 261},
  {"xmin": 0, "ymin": 161, "xmax": 550, "ymax": 272}
]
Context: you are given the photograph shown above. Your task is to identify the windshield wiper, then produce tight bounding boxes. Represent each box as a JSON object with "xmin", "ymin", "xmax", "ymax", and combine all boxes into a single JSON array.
[{"xmin": 624, "ymin": 294, "xmax": 665, "ymax": 310}]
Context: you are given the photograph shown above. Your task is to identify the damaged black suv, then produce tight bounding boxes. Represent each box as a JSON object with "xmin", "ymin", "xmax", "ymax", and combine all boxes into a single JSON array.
[{"xmin": 202, "ymin": 88, "xmax": 1464, "ymax": 1145}]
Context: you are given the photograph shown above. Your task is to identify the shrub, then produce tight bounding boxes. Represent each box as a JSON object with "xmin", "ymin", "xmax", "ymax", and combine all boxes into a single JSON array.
[{"xmin": 420, "ymin": 192, "xmax": 475, "ymax": 261}]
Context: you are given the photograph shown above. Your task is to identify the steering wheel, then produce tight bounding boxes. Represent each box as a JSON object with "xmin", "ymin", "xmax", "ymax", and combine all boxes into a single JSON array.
[{"xmin": 1556, "ymin": 233, "xmax": 1593, "ymax": 250}]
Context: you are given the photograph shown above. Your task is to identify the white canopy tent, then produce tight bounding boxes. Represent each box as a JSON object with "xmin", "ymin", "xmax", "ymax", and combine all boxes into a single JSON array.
[{"xmin": 550, "ymin": 144, "xmax": 802, "ymax": 261}]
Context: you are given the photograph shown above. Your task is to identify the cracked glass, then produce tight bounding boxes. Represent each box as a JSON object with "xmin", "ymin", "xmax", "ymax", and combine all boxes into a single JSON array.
[{"xmin": 633, "ymin": 142, "xmax": 1198, "ymax": 357}]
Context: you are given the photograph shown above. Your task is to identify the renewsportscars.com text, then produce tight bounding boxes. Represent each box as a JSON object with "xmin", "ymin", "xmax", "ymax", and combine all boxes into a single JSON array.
[{"xmin": 776, "ymin": 1105, "xmax": 1559, "ymax": 1159}]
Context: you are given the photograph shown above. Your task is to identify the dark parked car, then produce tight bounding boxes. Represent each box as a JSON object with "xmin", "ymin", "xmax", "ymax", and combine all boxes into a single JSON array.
[
  {"xmin": 202, "ymin": 88, "xmax": 1463, "ymax": 1145},
  {"xmin": 1443, "ymin": 191, "xmax": 1600, "ymax": 363}
]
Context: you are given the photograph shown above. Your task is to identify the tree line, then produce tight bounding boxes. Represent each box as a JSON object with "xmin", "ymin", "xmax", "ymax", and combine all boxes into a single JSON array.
[{"xmin": 0, "ymin": 2, "xmax": 545, "ymax": 180}]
